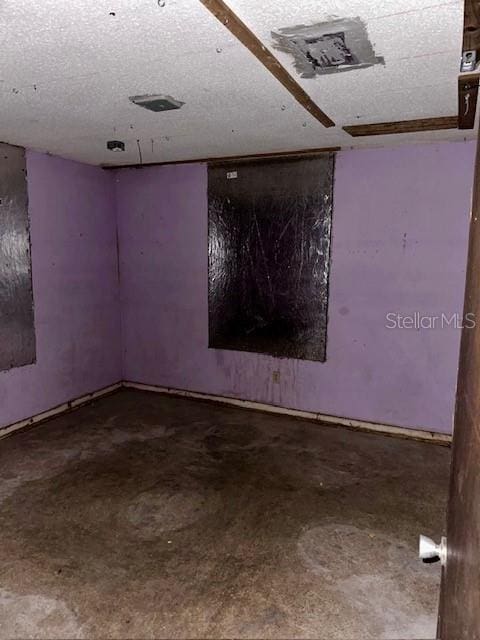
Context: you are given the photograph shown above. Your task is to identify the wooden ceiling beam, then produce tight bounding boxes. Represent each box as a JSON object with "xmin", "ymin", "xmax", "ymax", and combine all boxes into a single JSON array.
[
  {"xmin": 199, "ymin": 0, "xmax": 335, "ymax": 128},
  {"xmin": 343, "ymin": 116, "xmax": 458, "ymax": 137},
  {"xmin": 463, "ymin": 0, "xmax": 480, "ymax": 54},
  {"xmin": 103, "ymin": 146, "xmax": 341, "ymax": 169}
]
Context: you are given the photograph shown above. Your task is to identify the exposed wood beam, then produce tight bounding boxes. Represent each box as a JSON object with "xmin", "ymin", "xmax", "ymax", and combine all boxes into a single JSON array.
[
  {"xmin": 343, "ymin": 116, "xmax": 458, "ymax": 137},
  {"xmin": 103, "ymin": 146, "xmax": 341, "ymax": 170},
  {"xmin": 198, "ymin": 0, "xmax": 335, "ymax": 128},
  {"xmin": 459, "ymin": 74, "xmax": 479, "ymax": 129},
  {"xmin": 459, "ymin": 3, "xmax": 480, "ymax": 129},
  {"xmin": 463, "ymin": 0, "xmax": 480, "ymax": 54}
]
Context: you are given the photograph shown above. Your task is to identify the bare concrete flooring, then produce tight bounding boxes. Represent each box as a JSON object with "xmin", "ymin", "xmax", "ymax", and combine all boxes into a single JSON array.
[{"xmin": 0, "ymin": 389, "xmax": 450, "ymax": 639}]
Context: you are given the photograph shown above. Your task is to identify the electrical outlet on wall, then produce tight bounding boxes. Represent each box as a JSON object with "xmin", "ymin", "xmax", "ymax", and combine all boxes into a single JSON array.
[{"xmin": 272, "ymin": 371, "xmax": 281, "ymax": 384}]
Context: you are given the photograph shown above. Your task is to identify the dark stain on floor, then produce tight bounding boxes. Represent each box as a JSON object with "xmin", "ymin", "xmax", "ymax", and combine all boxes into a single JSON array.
[{"xmin": 0, "ymin": 389, "xmax": 450, "ymax": 639}]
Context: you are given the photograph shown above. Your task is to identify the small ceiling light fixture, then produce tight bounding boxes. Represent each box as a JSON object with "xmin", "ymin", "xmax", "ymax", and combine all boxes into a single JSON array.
[
  {"xmin": 107, "ymin": 140, "xmax": 125, "ymax": 152},
  {"xmin": 129, "ymin": 94, "xmax": 184, "ymax": 112}
]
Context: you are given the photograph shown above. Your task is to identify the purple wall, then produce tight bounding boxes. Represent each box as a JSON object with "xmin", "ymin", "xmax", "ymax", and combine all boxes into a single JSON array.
[
  {"xmin": 2, "ymin": 143, "xmax": 471, "ymax": 434},
  {"xmin": 116, "ymin": 142, "xmax": 475, "ymax": 433},
  {"xmin": 0, "ymin": 152, "xmax": 121, "ymax": 429}
]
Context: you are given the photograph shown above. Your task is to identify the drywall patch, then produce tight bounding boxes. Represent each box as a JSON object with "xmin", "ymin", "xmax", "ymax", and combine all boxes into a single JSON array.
[{"xmin": 272, "ymin": 18, "xmax": 384, "ymax": 78}]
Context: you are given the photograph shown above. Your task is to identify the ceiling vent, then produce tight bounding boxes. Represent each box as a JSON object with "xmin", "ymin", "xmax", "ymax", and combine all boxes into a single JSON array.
[
  {"xmin": 129, "ymin": 94, "xmax": 184, "ymax": 112},
  {"xmin": 107, "ymin": 140, "xmax": 125, "ymax": 152}
]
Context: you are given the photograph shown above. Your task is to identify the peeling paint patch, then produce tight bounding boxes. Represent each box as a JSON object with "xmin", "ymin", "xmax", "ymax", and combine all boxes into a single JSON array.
[{"xmin": 271, "ymin": 18, "xmax": 384, "ymax": 78}]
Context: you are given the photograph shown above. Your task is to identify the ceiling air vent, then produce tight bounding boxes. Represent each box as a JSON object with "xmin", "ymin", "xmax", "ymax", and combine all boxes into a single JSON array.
[
  {"xmin": 129, "ymin": 94, "xmax": 184, "ymax": 112},
  {"xmin": 107, "ymin": 140, "xmax": 125, "ymax": 152}
]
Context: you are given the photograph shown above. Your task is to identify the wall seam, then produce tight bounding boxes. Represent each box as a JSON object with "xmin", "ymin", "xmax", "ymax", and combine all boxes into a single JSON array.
[{"xmin": 110, "ymin": 168, "xmax": 126, "ymax": 381}]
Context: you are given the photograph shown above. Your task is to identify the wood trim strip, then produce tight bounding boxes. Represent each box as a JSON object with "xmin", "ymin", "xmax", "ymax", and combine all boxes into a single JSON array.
[
  {"xmin": 463, "ymin": 0, "xmax": 480, "ymax": 55},
  {"xmin": 103, "ymin": 146, "xmax": 341, "ymax": 170},
  {"xmin": 457, "ymin": 4, "xmax": 480, "ymax": 133},
  {"xmin": 198, "ymin": 0, "xmax": 335, "ymax": 128},
  {"xmin": 458, "ymin": 74, "xmax": 479, "ymax": 129},
  {"xmin": 0, "ymin": 383, "xmax": 122, "ymax": 440},
  {"xmin": 343, "ymin": 116, "xmax": 458, "ymax": 137},
  {"xmin": 437, "ymin": 85, "xmax": 480, "ymax": 640},
  {"xmin": 3, "ymin": 379, "xmax": 451, "ymax": 445}
]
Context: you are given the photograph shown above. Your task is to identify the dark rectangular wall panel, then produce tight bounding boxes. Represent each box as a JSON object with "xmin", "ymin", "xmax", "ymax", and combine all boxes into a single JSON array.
[
  {"xmin": 0, "ymin": 143, "xmax": 36, "ymax": 371},
  {"xmin": 208, "ymin": 154, "xmax": 334, "ymax": 362}
]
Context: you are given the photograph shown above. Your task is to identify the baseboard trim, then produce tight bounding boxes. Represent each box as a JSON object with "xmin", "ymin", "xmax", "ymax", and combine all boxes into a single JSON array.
[
  {"xmin": 0, "ymin": 380, "xmax": 452, "ymax": 445},
  {"xmin": 123, "ymin": 381, "xmax": 452, "ymax": 445},
  {"xmin": 0, "ymin": 382, "xmax": 122, "ymax": 440}
]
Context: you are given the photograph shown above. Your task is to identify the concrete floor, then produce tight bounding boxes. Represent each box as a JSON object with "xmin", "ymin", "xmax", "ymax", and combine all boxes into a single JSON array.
[{"xmin": 0, "ymin": 389, "xmax": 449, "ymax": 639}]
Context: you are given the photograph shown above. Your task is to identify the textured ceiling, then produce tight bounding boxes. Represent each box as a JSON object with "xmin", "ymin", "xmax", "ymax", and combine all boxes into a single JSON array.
[{"xmin": 0, "ymin": 0, "xmax": 473, "ymax": 166}]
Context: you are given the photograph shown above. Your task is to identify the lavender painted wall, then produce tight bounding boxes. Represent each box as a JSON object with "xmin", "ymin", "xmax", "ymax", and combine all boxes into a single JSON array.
[
  {"xmin": 0, "ymin": 151, "xmax": 121, "ymax": 429},
  {"xmin": 116, "ymin": 142, "xmax": 475, "ymax": 433},
  {"xmin": 3, "ymin": 143, "xmax": 470, "ymax": 434}
]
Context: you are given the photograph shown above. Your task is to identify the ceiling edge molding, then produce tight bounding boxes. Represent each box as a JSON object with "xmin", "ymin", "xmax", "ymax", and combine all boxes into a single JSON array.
[{"xmin": 102, "ymin": 146, "xmax": 341, "ymax": 169}]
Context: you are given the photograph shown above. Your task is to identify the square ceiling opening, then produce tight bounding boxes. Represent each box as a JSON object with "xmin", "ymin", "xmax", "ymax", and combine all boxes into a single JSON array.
[
  {"xmin": 272, "ymin": 18, "xmax": 384, "ymax": 78},
  {"xmin": 295, "ymin": 32, "xmax": 359, "ymax": 69}
]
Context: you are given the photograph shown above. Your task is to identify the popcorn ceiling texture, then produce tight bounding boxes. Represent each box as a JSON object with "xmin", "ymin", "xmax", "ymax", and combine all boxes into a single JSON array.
[
  {"xmin": 230, "ymin": 0, "xmax": 464, "ymax": 123},
  {"xmin": 0, "ymin": 0, "xmax": 472, "ymax": 166}
]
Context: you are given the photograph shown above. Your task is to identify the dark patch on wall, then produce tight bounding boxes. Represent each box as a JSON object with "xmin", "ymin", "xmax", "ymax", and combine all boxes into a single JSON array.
[
  {"xmin": 0, "ymin": 143, "xmax": 36, "ymax": 371},
  {"xmin": 208, "ymin": 154, "xmax": 334, "ymax": 362},
  {"xmin": 272, "ymin": 18, "xmax": 384, "ymax": 78}
]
